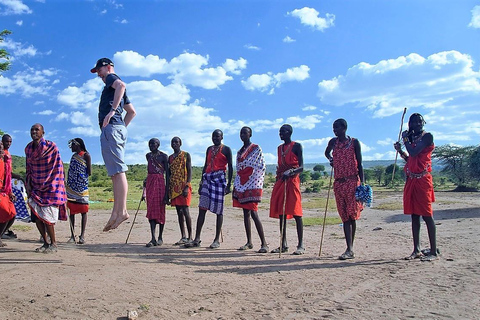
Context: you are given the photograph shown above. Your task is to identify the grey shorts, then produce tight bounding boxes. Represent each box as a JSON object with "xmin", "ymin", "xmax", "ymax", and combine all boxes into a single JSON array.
[{"xmin": 100, "ymin": 124, "xmax": 128, "ymax": 176}]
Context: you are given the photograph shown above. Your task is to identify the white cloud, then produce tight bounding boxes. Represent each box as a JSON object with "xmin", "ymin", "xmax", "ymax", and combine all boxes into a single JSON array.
[
  {"xmin": 68, "ymin": 126, "xmax": 98, "ymax": 137},
  {"xmin": 302, "ymin": 105, "xmax": 317, "ymax": 111},
  {"xmin": 35, "ymin": 109, "xmax": 54, "ymax": 115},
  {"xmin": 377, "ymin": 137, "xmax": 395, "ymax": 146},
  {"xmin": 57, "ymin": 78, "xmax": 102, "ymax": 109},
  {"xmin": 469, "ymin": 5, "xmax": 480, "ymax": 28},
  {"xmin": 317, "ymin": 50, "xmax": 480, "ymax": 118},
  {"xmin": 115, "ymin": 17, "xmax": 128, "ymax": 24},
  {"xmin": 16, "ymin": 20, "xmax": 23, "ymax": 26},
  {"xmin": 54, "ymin": 112, "xmax": 69, "ymax": 121},
  {"xmin": 0, "ymin": 39, "xmax": 37, "ymax": 57},
  {"xmin": 288, "ymin": 7, "xmax": 335, "ymax": 32},
  {"xmin": 113, "ymin": 51, "xmax": 241, "ymax": 89},
  {"xmin": 0, "ymin": 0, "xmax": 32, "ymax": 15},
  {"xmin": 283, "ymin": 36, "xmax": 296, "ymax": 43},
  {"xmin": 0, "ymin": 67, "xmax": 57, "ymax": 97},
  {"xmin": 222, "ymin": 58, "xmax": 247, "ymax": 75},
  {"xmin": 244, "ymin": 44, "xmax": 260, "ymax": 51},
  {"xmin": 242, "ymin": 65, "xmax": 310, "ymax": 93}
]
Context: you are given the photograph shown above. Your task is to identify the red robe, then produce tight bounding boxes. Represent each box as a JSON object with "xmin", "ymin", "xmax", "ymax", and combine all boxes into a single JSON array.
[
  {"xmin": 269, "ymin": 142, "xmax": 302, "ymax": 219},
  {"xmin": 403, "ymin": 144, "xmax": 435, "ymax": 217}
]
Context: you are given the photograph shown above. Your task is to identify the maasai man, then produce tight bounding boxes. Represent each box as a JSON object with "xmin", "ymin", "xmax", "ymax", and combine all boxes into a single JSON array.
[
  {"xmin": 185, "ymin": 129, "xmax": 233, "ymax": 249},
  {"xmin": 394, "ymin": 113, "xmax": 438, "ymax": 262},
  {"xmin": 143, "ymin": 138, "xmax": 169, "ymax": 247},
  {"xmin": 91, "ymin": 58, "xmax": 136, "ymax": 232},
  {"xmin": 66, "ymin": 138, "xmax": 91, "ymax": 244},
  {"xmin": 325, "ymin": 119, "xmax": 364, "ymax": 260},
  {"xmin": 168, "ymin": 137, "xmax": 193, "ymax": 245},
  {"xmin": 25, "ymin": 124, "xmax": 67, "ymax": 253},
  {"xmin": 0, "ymin": 141, "xmax": 16, "ymax": 247},
  {"xmin": 269, "ymin": 124, "xmax": 305, "ymax": 255},
  {"xmin": 233, "ymin": 126, "xmax": 268, "ymax": 253}
]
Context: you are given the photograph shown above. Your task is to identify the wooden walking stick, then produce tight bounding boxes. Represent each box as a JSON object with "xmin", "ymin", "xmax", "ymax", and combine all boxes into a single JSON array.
[
  {"xmin": 318, "ymin": 166, "xmax": 334, "ymax": 257},
  {"xmin": 125, "ymin": 197, "xmax": 143, "ymax": 244},
  {"xmin": 279, "ymin": 177, "xmax": 288, "ymax": 258},
  {"xmin": 391, "ymin": 108, "xmax": 408, "ymax": 186}
]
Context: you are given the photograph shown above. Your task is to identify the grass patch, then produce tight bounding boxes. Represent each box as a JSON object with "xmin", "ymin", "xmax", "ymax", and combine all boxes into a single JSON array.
[
  {"xmin": 303, "ymin": 216, "xmax": 341, "ymax": 226},
  {"xmin": 11, "ymin": 224, "xmax": 33, "ymax": 232},
  {"xmin": 374, "ymin": 202, "xmax": 403, "ymax": 211},
  {"xmin": 302, "ymin": 197, "xmax": 337, "ymax": 211}
]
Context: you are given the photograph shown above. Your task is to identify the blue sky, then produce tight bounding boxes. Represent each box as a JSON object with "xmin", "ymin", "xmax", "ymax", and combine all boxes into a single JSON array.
[{"xmin": 1, "ymin": 0, "xmax": 479, "ymax": 166}]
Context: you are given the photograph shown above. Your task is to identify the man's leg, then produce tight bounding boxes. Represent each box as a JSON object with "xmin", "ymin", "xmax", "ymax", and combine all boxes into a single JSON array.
[
  {"xmin": 411, "ymin": 214, "xmax": 421, "ymax": 254},
  {"xmin": 0, "ymin": 222, "xmax": 7, "ymax": 247},
  {"xmin": 80, "ymin": 213, "xmax": 87, "ymax": 239},
  {"xmin": 183, "ymin": 206, "xmax": 192, "ymax": 240},
  {"xmin": 105, "ymin": 172, "xmax": 129, "ymax": 231},
  {"xmin": 45, "ymin": 224, "xmax": 56, "ymax": 247},
  {"xmin": 242, "ymin": 209, "xmax": 252, "ymax": 246},
  {"xmin": 176, "ymin": 207, "xmax": 186, "ymax": 239},
  {"xmin": 69, "ymin": 214, "xmax": 76, "ymax": 241},
  {"xmin": 294, "ymin": 216, "xmax": 304, "ymax": 250},
  {"xmin": 423, "ymin": 216, "xmax": 437, "ymax": 256},
  {"xmin": 193, "ymin": 209, "xmax": 207, "ymax": 242},
  {"xmin": 251, "ymin": 210, "xmax": 268, "ymax": 248},
  {"xmin": 213, "ymin": 214, "xmax": 223, "ymax": 243}
]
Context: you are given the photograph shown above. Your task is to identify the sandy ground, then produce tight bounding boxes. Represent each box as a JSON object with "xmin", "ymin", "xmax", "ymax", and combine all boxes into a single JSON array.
[{"xmin": 1, "ymin": 190, "xmax": 479, "ymax": 320}]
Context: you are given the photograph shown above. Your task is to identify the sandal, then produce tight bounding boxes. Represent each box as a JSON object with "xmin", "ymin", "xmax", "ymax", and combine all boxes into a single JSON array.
[
  {"xmin": 404, "ymin": 252, "xmax": 423, "ymax": 260},
  {"xmin": 270, "ymin": 246, "xmax": 288, "ymax": 253},
  {"xmin": 35, "ymin": 244, "xmax": 49, "ymax": 253},
  {"xmin": 421, "ymin": 254, "xmax": 438, "ymax": 262},
  {"xmin": 67, "ymin": 237, "xmax": 76, "ymax": 244},
  {"xmin": 78, "ymin": 236, "xmax": 85, "ymax": 245},
  {"xmin": 146, "ymin": 240, "xmax": 158, "ymax": 247},
  {"xmin": 238, "ymin": 243, "xmax": 253, "ymax": 251},
  {"xmin": 339, "ymin": 251, "xmax": 355, "ymax": 260},
  {"xmin": 157, "ymin": 239, "xmax": 163, "ymax": 246},
  {"xmin": 257, "ymin": 245, "xmax": 269, "ymax": 253},
  {"xmin": 421, "ymin": 248, "xmax": 441, "ymax": 256},
  {"xmin": 293, "ymin": 246, "xmax": 305, "ymax": 255},
  {"xmin": 174, "ymin": 238, "xmax": 189, "ymax": 245},
  {"xmin": 209, "ymin": 241, "xmax": 220, "ymax": 249},
  {"xmin": 44, "ymin": 245, "xmax": 58, "ymax": 254},
  {"xmin": 184, "ymin": 240, "xmax": 201, "ymax": 248}
]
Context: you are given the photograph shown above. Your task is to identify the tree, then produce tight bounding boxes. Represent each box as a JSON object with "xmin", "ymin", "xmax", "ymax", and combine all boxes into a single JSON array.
[
  {"xmin": 433, "ymin": 145, "xmax": 478, "ymax": 189},
  {"xmin": 371, "ymin": 165, "xmax": 385, "ymax": 186},
  {"xmin": 313, "ymin": 164, "xmax": 325, "ymax": 172},
  {"xmin": 300, "ymin": 171, "xmax": 311, "ymax": 184},
  {"xmin": 384, "ymin": 163, "xmax": 402, "ymax": 186},
  {"xmin": 468, "ymin": 146, "xmax": 480, "ymax": 181},
  {"xmin": 1, "ymin": 30, "xmax": 12, "ymax": 73},
  {"xmin": 310, "ymin": 171, "xmax": 322, "ymax": 180}
]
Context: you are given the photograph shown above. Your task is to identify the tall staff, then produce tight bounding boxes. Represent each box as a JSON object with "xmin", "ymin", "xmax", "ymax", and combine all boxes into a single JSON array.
[
  {"xmin": 318, "ymin": 166, "xmax": 334, "ymax": 257},
  {"xmin": 391, "ymin": 108, "xmax": 407, "ymax": 185}
]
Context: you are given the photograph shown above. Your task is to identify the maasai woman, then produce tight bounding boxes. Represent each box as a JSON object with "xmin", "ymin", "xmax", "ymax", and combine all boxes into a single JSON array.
[
  {"xmin": 394, "ymin": 113, "xmax": 438, "ymax": 261},
  {"xmin": 0, "ymin": 141, "xmax": 16, "ymax": 247},
  {"xmin": 143, "ymin": 138, "xmax": 169, "ymax": 247},
  {"xmin": 325, "ymin": 119, "xmax": 364, "ymax": 260},
  {"xmin": 168, "ymin": 137, "xmax": 193, "ymax": 245},
  {"xmin": 66, "ymin": 138, "xmax": 91, "ymax": 244},
  {"xmin": 233, "ymin": 127, "xmax": 268, "ymax": 253}
]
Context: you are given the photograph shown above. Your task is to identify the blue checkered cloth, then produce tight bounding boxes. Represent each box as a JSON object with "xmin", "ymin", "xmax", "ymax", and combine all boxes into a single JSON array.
[
  {"xmin": 199, "ymin": 171, "xmax": 227, "ymax": 215},
  {"xmin": 12, "ymin": 178, "xmax": 31, "ymax": 222},
  {"xmin": 355, "ymin": 184, "xmax": 373, "ymax": 207}
]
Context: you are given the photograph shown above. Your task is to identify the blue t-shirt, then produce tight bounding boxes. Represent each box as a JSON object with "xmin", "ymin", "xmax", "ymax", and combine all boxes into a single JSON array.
[{"xmin": 98, "ymin": 73, "xmax": 131, "ymax": 128}]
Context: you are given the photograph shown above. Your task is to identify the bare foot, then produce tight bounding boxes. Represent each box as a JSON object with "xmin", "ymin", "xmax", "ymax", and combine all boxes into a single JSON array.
[
  {"xmin": 103, "ymin": 215, "xmax": 117, "ymax": 232},
  {"xmin": 0, "ymin": 240, "xmax": 6, "ymax": 247},
  {"xmin": 111, "ymin": 213, "xmax": 130, "ymax": 229}
]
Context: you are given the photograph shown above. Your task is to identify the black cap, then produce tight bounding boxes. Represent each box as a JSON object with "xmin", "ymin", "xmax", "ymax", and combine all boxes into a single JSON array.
[{"xmin": 90, "ymin": 58, "xmax": 114, "ymax": 73}]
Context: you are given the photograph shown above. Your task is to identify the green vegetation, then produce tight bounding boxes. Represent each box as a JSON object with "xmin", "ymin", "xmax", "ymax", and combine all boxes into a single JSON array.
[
  {"xmin": 303, "ymin": 216, "xmax": 342, "ymax": 226},
  {"xmin": 0, "ymin": 30, "xmax": 12, "ymax": 73}
]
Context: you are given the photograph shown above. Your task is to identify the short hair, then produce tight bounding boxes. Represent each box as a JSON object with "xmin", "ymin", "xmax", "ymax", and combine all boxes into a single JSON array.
[
  {"xmin": 2, "ymin": 134, "xmax": 11, "ymax": 142},
  {"xmin": 171, "ymin": 136, "xmax": 182, "ymax": 145},
  {"xmin": 213, "ymin": 129, "xmax": 223, "ymax": 137},
  {"xmin": 333, "ymin": 118, "xmax": 347, "ymax": 129},
  {"xmin": 281, "ymin": 124, "xmax": 293, "ymax": 134},
  {"xmin": 241, "ymin": 126, "xmax": 252, "ymax": 137},
  {"xmin": 149, "ymin": 138, "xmax": 160, "ymax": 145}
]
